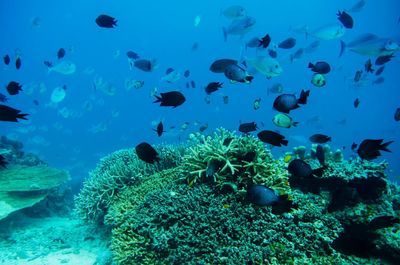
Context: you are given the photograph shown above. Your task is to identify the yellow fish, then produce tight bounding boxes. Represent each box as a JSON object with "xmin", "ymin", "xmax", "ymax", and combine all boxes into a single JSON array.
[{"xmin": 284, "ymin": 154, "xmax": 292, "ymax": 163}]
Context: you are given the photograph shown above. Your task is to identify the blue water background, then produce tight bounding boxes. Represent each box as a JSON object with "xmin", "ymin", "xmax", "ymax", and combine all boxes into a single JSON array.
[{"xmin": 1, "ymin": 0, "xmax": 399, "ymax": 186}]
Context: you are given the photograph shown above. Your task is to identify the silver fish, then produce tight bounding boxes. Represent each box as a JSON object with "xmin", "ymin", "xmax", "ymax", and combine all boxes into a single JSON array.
[
  {"xmin": 223, "ymin": 16, "xmax": 256, "ymax": 41},
  {"xmin": 340, "ymin": 33, "xmax": 399, "ymax": 57}
]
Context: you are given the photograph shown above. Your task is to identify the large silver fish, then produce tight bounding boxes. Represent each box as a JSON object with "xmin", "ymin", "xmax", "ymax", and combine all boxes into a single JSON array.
[
  {"xmin": 47, "ymin": 60, "xmax": 76, "ymax": 75},
  {"xmin": 340, "ymin": 33, "xmax": 399, "ymax": 57},
  {"xmin": 223, "ymin": 16, "xmax": 256, "ymax": 41},
  {"xmin": 246, "ymin": 56, "xmax": 283, "ymax": 79}
]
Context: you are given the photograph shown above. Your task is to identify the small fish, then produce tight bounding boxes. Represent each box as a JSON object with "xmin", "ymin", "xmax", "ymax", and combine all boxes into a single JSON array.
[
  {"xmin": 3, "ymin": 55, "xmax": 10, "ymax": 65},
  {"xmin": 375, "ymin": 66, "xmax": 385, "ymax": 76},
  {"xmin": 354, "ymin": 70, "xmax": 363, "ymax": 82},
  {"xmin": 290, "ymin": 48, "xmax": 304, "ymax": 62},
  {"xmin": 223, "ymin": 16, "xmax": 256, "ymax": 41},
  {"xmin": 57, "ymin": 48, "xmax": 66, "ymax": 59},
  {"xmin": 316, "ymin": 145, "xmax": 325, "ymax": 166},
  {"xmin": 257, "ymin": 130, "xmax": 288, "ymax": 147},
  {"xmin": 0, "ymin": 154, "xmax": 8, "ymax": 168},
  {"xmin": 272, "ymin": 113, "xmax": 298, "ymax": 128},
  {"xmin": 308, "ymin": 61, "xmax": 331, "ymax": 74},
  {"xmin": 304, "ymin": 41, "xmax": 320, "ymax": 53},
  {"xmin": 246, "ymin": 184, "xmax": 279, "ymax": 206},
  {"xmin": 394, "ymin": 108, "xmax": 400, "ymax": 121},
  {"xmin": 222, "ymin": 95, "xmax": 229, "ymax": 104},
  {"xmin": 209, "ymin": 58, "xmax": 237, "ymax": 73},
  {"xmin": 126, "ymin": 51, "xmax": 140, "ymax": 60},
  {"xmin": 347, "ymin": 0, "xmax": 366, "ymax": 13},
  {"xmin": 6, "ymin": 81, "xmax": 23, "ymax": 95},
  {"xmin": 0, "ymin": 93, "xmax": 8, "ymax": 103},
  {"xmin": 135, "ymin": 142, "xmax": 160, "ymax": 164},
  {"xmin": 44, "ymin": 60, "xmax": 76, "ymax": 75},
  {"xmin": 253, "ymin": 98, "xmax": 261, "ymax": 110},
  {"xmin": 15, "ymin": 57, "xmax": 21, "ymax": 70},
  {"xmin": 0, "ymin": 104, "xmax": 28, "ymax": 122},
  {"xmin": 206, "ymin": 159, "xmax": 222, "ymax": 178},
  {"xmin": 288, "ymin": 159, "xmax": 323, "ymax": 178},
  {"xmin": 224, "ymin": 64, "xmax": 253, "ymax": 83},
  {"xmin": 191, "ymin": 42, "xmax": 199, "ymax": 51},
  {"xmin": 190, "ymin": 80, "xmax": 196, "ymax": 88},
  {"xmin": 354, "ymin": 98, "xmax": 360, "ymax": 108},
  {"xmin": 284, "ymin": 154, "xmax": 292, "ymax": 163},
  {"xmin": 183, "ymin": 70, "xmax": 190, "ymax": 78},
  {"xmin": 364, "ymin": 59, "xmax": 374, "ymax": 73},
  {"xmin": 258, "ymin": 34, "xmax": 271, "ymax": 48},
  {"xmin": 162, "ymin": 68, "xmax": 181, "ymax": 83},
  {"xmin": 239, "ymin": 122, "xmax": 257, "ymax": 133},
  {"xmin": 268, "ymin": 48, "xmax": 278, "ymax": 58},
  {"xmin": 50, "ymin": 85, "xmax": 67, "ymax": 103},
  {"xmin": 95, "ymin": 14, "xmax": 117, "ymax": 28},
  {"xmin": 351, "ymin": 142, "xmax": 358, "ymax": 151},
  {"xmin": 309, "ymin": 134, "xmax": 331, "ymax": 143},
  {"xmin": 310, "ymin": 24, "xmax": 345, "ymax": 40},
  {"xmin": 134, "ymin": 59, "xmax": 157, "ymax": 72},
  {"xmin": 153, "ymin": 91, "xmax": 186, "ymax": 108},
  {"xmin": 205, "ymin": 82, "xmax": 223, "ymax": 95},
  {"xmin": 337, "ymin": 11, "xmax": 354, "ymax": 29},
  {"xmin": 357, "ymin": 139, "xmax": 393, "ymax": 160},
  {"xmin": 278, "ymin": 37, "xmax": 296, "ymax": 49},
  {"xmin": 375, "ymin": 54, "xmax": 394, "ymax": 65},
  {"xmin": 154, "ymin": 121, "xmax": 164, "ymax": 137},
  {"xmin": 273, "ymin": 89, "xmax": 309, "ymax": 114},
  {"xmin": 372, "ymin": 77, "xmax": 384, "ymax": 85},
  {"xmin": 311, "ymin": 73, "xmax": 326, "ymax": 87},
  {"xmin": 33, "ymin": 99, "xmax": 39, "ymax": 106},
  {"xmin": 221, "ymin": 5, "xmax": 246, "ymax": 20},
  {"xmin": 180, "ymin": 121, "xmax": 190, "ymax": 131},
  {"xmin": 199, "ymin": 123, "xmax": 208, "ymax": 132},
  {"xmin": 193, "ymin": 15, "xmax": 201, "ymax": 27},
  {"xmin": 268, "ymin": 83, "xmax": 284, "ymax": 95},
  {"xmin": 204, "ymin": 96, "xmax": 211, "ymax": 104}
]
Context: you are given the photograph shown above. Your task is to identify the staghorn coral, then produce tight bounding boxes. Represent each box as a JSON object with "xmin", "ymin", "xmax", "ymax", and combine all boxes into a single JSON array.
[
  {"xmin": 74, "ymin": 145, "xmax": 184, "ymax": 225},
  {"xmin": 180, "ymin": 128, "xmax": 290, "ymax": 195}
]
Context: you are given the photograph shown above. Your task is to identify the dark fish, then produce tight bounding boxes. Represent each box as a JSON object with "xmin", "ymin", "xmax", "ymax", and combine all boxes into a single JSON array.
[
  {"xmin": 316, "ymin": 144, "xmax": 325, "ymax": 166},
  {"xmin": 308, "ymin": 61, "xmax": 331, "ymax": 74},
  {"xmin": 0, "ymin": 93, "xmax": 8, "ymax": 103},
  {"xmin": 239, "ymin": 122, "xmax": 257, "ymax": 133},
  {"xmin": 6, "ymin": 81, "xmax": 23, "ymax": 95},
  {"xmin": 222, "ymin": 95, "xmax": 229, "ymax": 104},
  {"xmin": 309, "ymin": 134, "xmax": 331, "ymax": 143},
  {"xmin": 191, "ymin": 42, "xmax": 199, "ymax": 51},
  {"xmin": 395, "ymin": 108, "xmax": 400, "ymax": 121},
  {"xmin": 183, "ymin": 70, "xmax": 190, "ymax": 78},
  {"xmin": 224, "ymin": 64, "xmax": 253, "ymax": 83},
  {"xmin": 205, "ymin": 82, "xmax": 223, "ymax": 95},
  {"xmin": 209, "ymin": 58, "xmax": 237, "ymax": 73},
  {"xmin": 154, "ymin": 121, "xmax": 164, "ymax": 137},
  {"xmin": 337, "ymin": 11, "xmax": 354, "ymax": 29},
  {"xmin": 0, "ymin": 104, "xmax": 28, "ymax": 122},
  {"xmin": 288, "ymin": 159, "xmax": 313, "ymax": 178},
  {"xmin": 135, "ymin": 142, "xmax": 160, "ymax": 164},
  {"xmin": 364, "ymin": 59, "xmax": 374, "ymax": 73},
  {"xmin": 3, "ymin": 55, "xmax": 10, "ymax": 65},
  {"xmin": 153, "ymin": 91, "xmax": 186, "ymax": 108},
  {"xmin": 0, "ymin": 154, "xmax": 8, "ymax": 168},
  {"xmin": 354, "ymin": 70, "xmax": 363, "ymax": 82},
  {"xmin": 257, "ymin": 130, "xmax": 288, "ymax": 147},
  {"xmin": 95, "ymin": 14, "xmax": 117, "ymax": 28},
  {"xmin": 204, "ymin": 95, "xmax": 211, "ymax": 104},
  {"xmin": 375, "ymin": 66, "xmax": 384, "ymax": 76},
  {"xmin": 206, "ymin": 159, "xmax": 223, "ymax": 178},
  {"xmin": 15, "ymin": 57, "xmax": 21, "ymax": 70},
  {"xmin": 44, "ymin": 61, "xmax": 53, "ymax": 68},
  {"xmin": 246, "ymin": 184, "xmax": 278, "ymax": 206},
  {"xmin": 375, "ymin": 54, "xmax": 394, "ymax": 65},
  {"xmin": 351, "ymin": 143, "xmax": 358, "ymax": 151},
  {"xmin": 268, "ymin": 48, "xmax": 278, "ymax": 58},
  {"xmin": 223, "ymin": 137, "xmax": 233, "ymax": 146},
  {"xmin": 190, "ymin": 80, "xmax": 196, "ymax": 88},
  {"xmin": 165, "ymin": 68, "xmax": 174, "ymax": 75},
  {"xmin": 253, "ymin": 98, "xmax": 261, "ymax": 110},
  {"xmin": 278, "ymin": 37, "xmax": 296, "ymax": 49},
  {"xmin": 134, "ymin": 59, "xmax": 154, "ymax": 72},
  {"xmin": 57, "ymin": 48, "xmax": 66, "ymax": 59},
  {"xmin": 33, "ymin": 100, "xmax": 39, "ymax": 106},
  {"xmin": 185, "ymin": 82, "xmax": 190, "ymax": 88},
  {"xmin": 357, "ymin": 139, "xmax": 393, "ymax": 160},
  {"xmin": 372, "ymin": 77, "xmax": 384, "ymax": 85},
  {"xmin": 273, "ymin": 89, "xmax": 310, "ymax": 114},
  {"xmin": 258, "ymin": 34, "xmax": 271, "ymax": 48},
  {"xmin": 126, "ymin": 51, "xmax": 139, "ymax": 60},
  {"xmin": 199, "ymin": 123, "xmax": 208, "ymax": 132},
  {"xmin": 354, "ymin": 98, "xmax": 360, "ymax": 108}
]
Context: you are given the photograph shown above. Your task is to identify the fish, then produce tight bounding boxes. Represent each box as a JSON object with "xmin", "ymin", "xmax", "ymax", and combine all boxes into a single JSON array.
[
  {"xmin": 347, "ymin": 0, "xmax": 366, "ymax": 13},
  {"xmin": 0, "ymin": 154, "xmax": 8, "ymax": 168},
  {"xmin": 290, "ymin": 48, "xmax": 304, "ymax": 62},
  {"xmin": 190, "ymin": 80, "xmax": 196, "ymax": 88},
  {"xmin": 57, "ymin": 48, "xmax": 66, "ymax": 59},
  {"xmin": 6, "ymin": 81, "xmax": 23, "ymax": 95},
  {"xmin": 354, "ymin": 70, "xmax": 363, "ymax": 82},
  {"xmin": 0, "ymin": 104, "xmax": 28, "ymax": 122},
  {"xmin": 222, "ymin": 95, "xmax": 229, "ymax": 104},
  {"xmin": 153, "ymin": 91, "xmax": 186, "ymax": 108},
  {"xmin": 246, "ymin": 184, "xmax": 279, "ymax": 206},
  {"xmin": 135, "ymin": 142, "xmax": 160, "ymax": 164},
  {"xmin": 259, "ymin": 34, "xmax": 271, "ymax": 48},
  {"xmin": 183, "ymin": 70, "xmax": 190, "ymax": 78},
  {"xmin": 154, "ymin": 122, "xmax": 164, "ymax": 137},
  {"xmin": 268, "ymin": 83, "xmax": 284, "ymax": 95},
  {"xmin": 3, "ymin": 55, "xmax": 10, "ymax": 65},
  {"xmin": 364, "ymin": 59, "xmax": 374, "ymax": 73},
  {"xmin": 357, "ymin": 139, "xmax": 393, "ymax": 160},
  {"xmin": 316, "ymin": 145, "xmax": 325, "ymax": 166},
  {"xmin": 206, "ymin": 159, "xmax": 223, "ymax": 178},
  {"xmin": 0, "ymin": 93, "xmax": 8, "ymax": 103},
  {"xmin": 44, "ymin": 60, "xmax": 76, "ymax": 75},
  {"xmin": 180, "ymin": 121, "xmax": 190, "ymax": 131},
  {"xmin": 239, "ymin": 122, "xmax": 257, "ymax": 133},
  {"xmin": 33, "ymin": 99, "xmax": 39, "ymax": 106},
  {"xmin": 372, "ymin": 77, "xmax": 384, "ymax": 85},
  {"xmin": 272, "ymin": 113, "xmax": 298, "ymax": 128},
  {"xmin": 162, "ymin": 68, "xmax": 181, "ymax": 83},
  {"xmin": 199, "ymin": 123, "xmax": 208, "ymax": 132},
  {"xmin": 309, "ymin": 134, "xmax": 331, "ymax": 143},
  {"xmin": 288, "ymin": 159, "xmax": 323, "ymax": 178},
  {"xmin": 205, "ymin": 82, "xmax": 223, "ymax": 95},
  {"xmin": 354, "ymin": 98, "xmax": 360, "ymax": 108},
  {"xmin": 309, "ymin": 24, "xmax": 345, "ymax": 40},
  {"xmin": 284, "ymin": 154, "xmax": 292, "ymax": 163},
  {"xmin": 375, "ymin": 54, "xmax": 394, "ymax": 65},
  {"xmin": 95, "ymin": 14, "xmax": 117, "ymax": 28},
  {"xmin": 253, "ymin": 98, "xmax": 261, "ymax": 110},
  {"xmin": 311, "ymin": 73, "xmax": 326, "ymax": 87},
  {"xmin": 278, "ymin": 37, "xmax": 296, "ymax": 49},
  {"xmin": 126, "ymin": 51, "xmax": 140, "ymax": 60},
  {"xmin": 304, "ymin": 40, "xmax": 320, "ymax": 53},
  {"xmin": 209, "ymin": 58, "xmax": 237, "ymax": 73},
  {"xmin": 193, "ymin": 15, "xmax": 201, "ymax": 27},
  {"xmin": 191, "ymin": 42, "xmax": 199, "ymax": 51},
  {"xmin": 223, "ymin": 16, "xmax": 256, "ymax": 41},
  {"xmin": 15, "ymin": 57, "xmax": 21, "ymax": 69},
  {"xmin": 134, "ymin": 59, "xmax": 157, "ymax": 72},
  {"xmin": 246, "ymin": 37, "xmax": 262, "ymax": 48},
  {"xmin": 351, "ymin": 143, "xmax": 358, "ymax": 151},
  {"xmin": 224, "ymin": 64, "xmax": 253, "ymax": 83},
  {"xmin": 375, "ymin": 66, "xmax": 385, "ymax": 76},
  {"xmin": 337, "ymin": 11, "xmax": 354, "ymax": 29},
  {"xmin": 221, "ymin": 5, "xmax": 246, "ymax": 20},
  {"xmin": 50, "ymin": 85, "xmax": 67, "ymax": 103},
  {"xmin": 273, "ymin": 89, "xmax": 309, "ymax": 114},
  {"xmin": 246, "ymin": 56, "xmax": 283, "ymax": 79},
  {"xmin": 340, "ymin": 33, "xmax": 399, "ymax": 57},
  {"xmin": 268, "ymin": 48, "xmax": 278, "ymax": 58},
  {"xmin": 308, "ymin": 61, "xmax": 331, "ymax": 74},
  {"xmin": 257, "ymin": 130, "xmax": 288, "ymax": 147},
  {"xmin": 394, "ymin": 108, "xmax": 400, "ymax": 121}
]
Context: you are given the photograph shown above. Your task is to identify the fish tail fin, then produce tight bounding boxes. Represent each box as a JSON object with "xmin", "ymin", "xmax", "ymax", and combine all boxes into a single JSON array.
[
  {"xmin": 281, "ymin": 139, "xmax": 289, "ymax": 146},
  {"xmin": 292, "ymin": 121, "xmax": 299, "ymax": 127},
  {"xmin": 339, "ymin": 40, "xmax": 346, "ymax": 57},
  {"xmin": 223, "ymin": 27, "xmax": 228, "ymax": 42},
  {"xmin": 17, "ymin": 113, "xmax": 28, "ymax": 121},
  {"xmin": 308, "ymin": 62, "xmax": 314, "ymax": 69},
  {"xmin": 245, "ymin": 75, "xmax": 254, "ymax": 83},
  {"xmin": 153, "ymin": 95, "xmax": 162, "ymax": 103},
  {"xmin": 298, "ymin": 89, "xmax": 310, "ymax": 104},
  {"xmin": 380, "ymin": 140, "xmax": 394, "ymax": 152}
]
